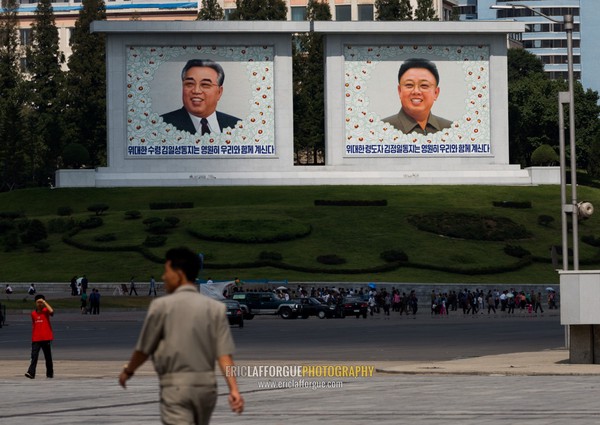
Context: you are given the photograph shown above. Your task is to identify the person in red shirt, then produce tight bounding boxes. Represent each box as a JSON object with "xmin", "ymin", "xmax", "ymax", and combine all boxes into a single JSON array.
[{"xmin": 25, "ymin": 294, "xmax": 54, "ymax": 379}]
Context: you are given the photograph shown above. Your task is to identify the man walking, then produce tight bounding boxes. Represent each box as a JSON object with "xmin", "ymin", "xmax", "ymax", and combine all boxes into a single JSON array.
[
  {"xmin": 148, "ymin": 276, "xmax": 157, "ymax": 296},
  {"xmin": 119, "ymin": 247, "xmax": 244, "ymax": 424},
  {"xmin": 25, "ymin": 294, "xmax": 54, "ymax": 379}
]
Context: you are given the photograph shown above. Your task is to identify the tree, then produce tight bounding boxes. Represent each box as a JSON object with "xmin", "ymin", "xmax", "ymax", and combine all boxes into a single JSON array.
[
  {"xmin": 414, "ymin": 0, "xmax": 437, "ymax": 21},
  {"xmin": 293, "ymin": 0, "xmax": 331, "ymax": 165},
  {"xmin": 375, "ymin": 0, "xmax": 412, "ymax": 21},
  {"xmin": 64, "ymin": 0, "xmax": 107, "ymax": 167},
  {"xmin": 507, "ymin": 48, "xmax": 545, "ymax": 82},
  {"xmin": 229, "ymin": 0, "xmax": 287, "ymax": 20},
  {"xmin": 25, "ymin": 0, "xmax": 66, "ymax": 185},
  {"xmin": 197, "ymin": 0, "xmax": 225, "ymax": 20},
  {"xmin": 0, "ymin": 0, "xmax": 27, "ymax": 191}
]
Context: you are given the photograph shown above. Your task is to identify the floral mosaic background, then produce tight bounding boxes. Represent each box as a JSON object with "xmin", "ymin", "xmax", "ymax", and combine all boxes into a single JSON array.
[
  {"xmin": 126, "ymin": 46, "xmax": 275, "ymax": 157},
  {"xmin": 344, "ymin": 45, "xmax": 491, "ymax": 157}
]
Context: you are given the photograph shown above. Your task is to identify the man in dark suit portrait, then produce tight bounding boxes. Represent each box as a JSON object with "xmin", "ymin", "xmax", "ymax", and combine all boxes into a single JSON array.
[
  {"xmin": 161, "ymin": 59, "xmax": 241, "ymax": 134},
  {"xmin": 383, "ymin": 58, "xmax": 452, "ymax": 135}
]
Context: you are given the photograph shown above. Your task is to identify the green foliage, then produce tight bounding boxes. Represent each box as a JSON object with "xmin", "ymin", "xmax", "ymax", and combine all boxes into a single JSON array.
[
  {"xmin": 314, "ymin": 199, "xmax": 387, "ymax": 206},
  {"xmin": 64, "ymin": 0, "xmax": 107, "ymax": 167},
  {"xmin": 164, "ymin": 216, "xmax": 180, "ymax": 228},
  {"xmin": 24, "ymin": 0, "xmax": 66, "ymax": 185},
  {"xmin": 87, "ymin": 203, "xmax": 109, "ymax": 215},
  {"xmin": 316, "ymin": 254, "xmax": 346, "ymax": 265},
  {"xmin": 259, "ymin": 251, "xmax": 283, "ymax": 261},
  {"xmin": 581, "ymin": 235, "xmax": 600, "ymax": 247},
  {"xmin": 197, "ymin": 0, "xmax": 224, "ymax": 20},
  {"xmin": 33, "ymin": 240, "xmax": 50, "ymax": 252},
  {"xmin": 20, "ymin": 219, "xmax": 47, "ymax": 244},
  {"xmin": 3, "ymin": 231, "xmax": 19, "ymax": 251},
  {"xmin": 94, "ymin": 233, "xmax": 117, "ymax": 242},
  {"xmin": 0, "ymin": 219, "xmax": 16, "ymax": 234},
  {"xmin": 143, "ymin": 235, "xmax": 167, "ymax": 247},
  {"xmin": 531, "ymin": 144, "xmax": 559, "ymax": 166},
  {"xmin": 124, "ymin": 210, "xmax": 142, "ymax": 219},
  {"xmin": 56, "ymin": 206, "xmax": 73, "ymax": 216},
  {"xmin": 507, "ymin": 49, "xmax": 545, "ymax": 82},
  {"xmin": 79, "ymin": 216, "xmax": 103, "ymax": 229},
  {"xmin": 0, "ymin": 211, "xmax": 24, "ymax": 219},
  {"xmin": 379, "ymin": 249, "xmax": 408, "ymax": 263},
  {"xmin": 408, "ymin": 212, "xmax": 531, "ymax": 241},
  {"xmin": 414, "ymin": 0, "xmax": 437, "ymax": 20},
  {"xmin": 293, "ymin": 0, "xmax": 331, "ymax": 165},
  {"xmin": 537, "ymin": 215, "xmax": 554, "ymax": 227},
  {"xmin": 47, "ymin": 217, "xmax": 76, "ymax": 234},
  {"xmin": 62, "ymin": 143, "xmax": 90, "ymax": 168},
  {"xmin": 492, "ymin": 201, "xmax": 532, "ymax": 209},
  {"xmin": 586, "ymin": 130, "xmax": 600, "ymax": 179},
  {"xmin": 504, "ymin": 245, "xmax": 531, "ymax": 258},
  {"xmin": 147, "ymin": 221, "xmax": 170, "ymax": 235},
  {"xmin": 229, "ymin": 0, "xmax": 287, "ymax": 20},
  {"xmin": 143, "ymin": 217, "xmax": 162, "ymax": 226},
  {"xmin": 375, "ymin": 0, "xmax": 413, "ymax": 20},
  {"xmin": 149, "ymin": 201, "xmax": 194, "ymax": 210},
  {"xmin": 188, "ymin": 218, "xmax": 312, "ymax": 243}
]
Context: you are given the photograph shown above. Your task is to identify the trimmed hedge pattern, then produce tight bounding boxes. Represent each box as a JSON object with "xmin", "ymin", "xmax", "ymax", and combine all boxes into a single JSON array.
[{"xmin": 314, "ymin": 200, "xmax": 387, "ymax": 207}]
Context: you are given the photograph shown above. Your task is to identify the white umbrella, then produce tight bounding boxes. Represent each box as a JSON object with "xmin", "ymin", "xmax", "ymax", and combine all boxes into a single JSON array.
[
  {"xmin": 505, "ymin": 293, "xmax": 514, "ymax": 298},
  {"xmin": 276, "ymin": 286, "xmax": 288, "ymax": 291},
  {"xmin": 545, "ymin": 287, "xmax": 555, "ymax": 291},
  {"xmin": 76, "ymin": 277, "xmax": 83, "ymax": 284}
]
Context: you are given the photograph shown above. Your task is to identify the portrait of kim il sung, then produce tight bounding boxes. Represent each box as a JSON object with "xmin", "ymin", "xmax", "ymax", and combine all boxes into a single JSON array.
[
  {"xmin": 160, "ymin": 58, "xmax": 241, "ymax": 135},
  {"xmin": 382, "ymin": 58, "xmax": 453, "ymax": 135}
]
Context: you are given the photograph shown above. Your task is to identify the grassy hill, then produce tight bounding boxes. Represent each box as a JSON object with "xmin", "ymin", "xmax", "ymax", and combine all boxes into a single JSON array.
[{"xmin": 1, "ymin": 185, "xmax": 599, "ymax": 284}]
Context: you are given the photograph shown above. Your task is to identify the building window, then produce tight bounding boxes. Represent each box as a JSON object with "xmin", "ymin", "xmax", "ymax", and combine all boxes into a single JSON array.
[
  {"xmin": 357, "ymin": 4, "xmax": 373, "ymax": 21},
  {"xmin": 335, "ymin": 5, "xmax": 351, "ymax": 21},
  {"xmin": 19, "ymin": 28, "xmax": 32, "ymax": 46},
  {"xmin": 224, "ymin": 9, "xmax": 235, "ymax": 20},
  {"xmin": 291, "ymin": 6, "xmax": 307, "ymax": 21}
]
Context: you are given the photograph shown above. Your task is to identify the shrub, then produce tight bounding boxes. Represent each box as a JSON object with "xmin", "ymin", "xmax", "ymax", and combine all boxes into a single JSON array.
[
  {"xmin": 316, "ymin": 254, "xmax": 346, "ymax": 265},
  {"xmin": 87, "ymin": 203, "xmax": 109, "ymax": 216},
  {"xmin": 124, "ymin": 210, "xmax": 142, "ymax": 219},
  {"xmin": 62, "ymin": 143, "xmax": 90, "ymax": 168},
  {"xmin": 380, "ymin": 249, "xmax": 408, "ymax": 263},
  {"xmin": 164, "ymin": 216, "xmax": 180, "ymax": 228},
  {"xmin": 94, "ymin": 233, "xmax": 117, "ymax": 242},
  {"xmin": 143, "ymin": 235, "xmax": 167, "ymax": 247},
  {"xmin": 504, "ymin": 245, "xmax": 531, "ymax": 258},
  {"xmin": 0, "ymin": 219, "xmax": 15, "ymax": 235},
  {"xmin": 79, "ymin": 217, "xmax": 103, "ymax": 229},
  {"xmin": 492, "ymin": 201, "xmax": 532, "ymax": 209},
  {"xmin": 34, "ymin": 240, "xmax": 50, "ymax": 253},
  {"xmin": 531, "ymin": 144, "xmax": 559, "ymax": 166},
  {"xmin": 408, "ymin": 212, "xmax": 531, "ymax": 241},
  {"xmin": 143, "ymin": 217, "xmax": 162, "ymax": 226},
  {"xmin": 582, "ymin": 235, "xmax": 600, "ymax": 247},
  {"xmin": 47, "ymin": 218, "xmax": 76, "ymax": 234},
  {"xmin": 149, "ymin": 202, "xmax": 194, "ymax": 210},
  {"xmin": 3, "ymin": 232, "xmax": 19, "ymax": 252},
  {"xmin": 147, "ymin": 221, "xmax": 170, "ymax": 235},
  {"xmin": 0, "ymin": 211, "xmax": 25, "ymax": 219},
  {"xmin": 259, "ymin": 251, "xmax": 283, "ymax": 261},
  {"xmin": 537, "ymin": 215, "xmax": 555, "ymax": 227},
  {"xmin": 314, "ymin": 200, "xmax": 387, "ymax": 207},
  {"xmin": 56, "ymin": 206, "xmax": 73, "ymax": 216},
  {"xmin": 21, "ymin": 219, "xmax": 48, "ymax": 244},
  {"xmin": 188, "ymin": 219, "xmax": 311, "ymax": 243}
]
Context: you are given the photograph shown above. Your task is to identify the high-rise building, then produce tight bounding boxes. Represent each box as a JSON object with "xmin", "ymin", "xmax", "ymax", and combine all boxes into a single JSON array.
[{"xmin": 456, "ymin": 1, "xmax": 599, "ymax": 94}]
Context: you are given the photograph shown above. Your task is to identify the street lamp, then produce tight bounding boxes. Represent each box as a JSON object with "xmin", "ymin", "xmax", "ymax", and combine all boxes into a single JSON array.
[{"xmin": 491, "ymin": 3, "xmax": 579, "ymax": 270}]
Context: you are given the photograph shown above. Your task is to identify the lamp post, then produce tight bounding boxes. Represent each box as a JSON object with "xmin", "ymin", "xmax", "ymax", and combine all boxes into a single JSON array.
[{"xmin": 491, "ymin": 3, "xmax": 578, "ymax": 270}]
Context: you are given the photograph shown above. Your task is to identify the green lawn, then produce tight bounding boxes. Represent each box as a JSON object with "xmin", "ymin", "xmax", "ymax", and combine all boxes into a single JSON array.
[{"xmin": 1, "ymin": 185, "xmax": 598, "ymax": 284}]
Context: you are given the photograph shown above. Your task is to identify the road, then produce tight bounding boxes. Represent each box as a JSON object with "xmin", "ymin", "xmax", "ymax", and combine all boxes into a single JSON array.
[{"xmin": 0, "ymin": 309, "xmax": 564, "ymax": 362}]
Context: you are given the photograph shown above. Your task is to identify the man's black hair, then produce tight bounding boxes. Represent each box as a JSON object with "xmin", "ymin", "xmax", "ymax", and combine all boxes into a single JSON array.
[
  {"xmin": 181, "ymin": 59, "xmax": 225, "ymax": 86},
  {"xmin": 398, "ymin": 58, "xmax": 440, "ymax": 85},
  {"xmin": 34, "ymin": 294, "xmax": 45, "ymax": 301},
  {"xmin": 165, "ymin": 247, "xmax": 201, "ymax": 282}
]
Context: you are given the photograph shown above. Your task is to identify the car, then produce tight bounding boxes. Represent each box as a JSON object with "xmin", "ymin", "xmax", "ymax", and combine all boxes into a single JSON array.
[
  {"xmin": 295, "ymin": 297, "xmax": 345, "ymax": 319},
  {"xmin": 222, "ymin": 299, "xmax": 244, "ymax": 328},
  {"xmin": 231, "ymin": 292, "xmax": 302, "ymax": 319},
  {"xmin": 342, "ymin": 296, "xmax": 368, "ymax": 319}
]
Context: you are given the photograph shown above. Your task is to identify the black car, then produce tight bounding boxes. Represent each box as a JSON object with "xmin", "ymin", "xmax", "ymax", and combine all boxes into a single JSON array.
[
  {"xmin": 296, "ymin": 297, "xmax": 344, "ymax": 319},
  {"xmin": 342, "ymin": 296, "xmax": 368, "ymax": 319},
  {"xmin": 222, "ymin": 299, "xmax": 244, "ymax": 328}
]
